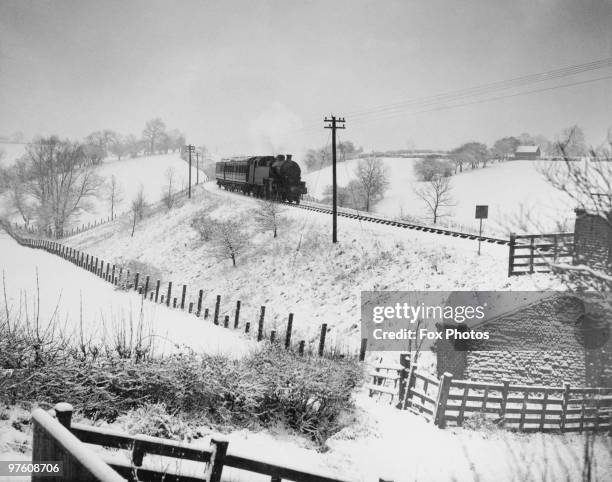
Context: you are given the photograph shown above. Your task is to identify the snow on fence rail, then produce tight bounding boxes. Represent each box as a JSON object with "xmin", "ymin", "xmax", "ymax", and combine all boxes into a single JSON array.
[
  {"xmin": 367, "ymin": 356, "xmax": 612, "ymax": 434},
  {"xmin": 1, "ymin": 222, "xmax": 369, "ymax": 362},
  {"xmin": 507, "ymin": 232, "xmax": 574, "ymax": 276},
  {"xmin": 33, "ymin": 403, "xmax": 358, "ymax": 482}
]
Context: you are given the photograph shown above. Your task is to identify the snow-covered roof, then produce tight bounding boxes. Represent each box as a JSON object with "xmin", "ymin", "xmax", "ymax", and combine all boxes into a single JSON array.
[{"xmin": 515, "ymin": 145, "xmax": 540, "ymax": 154}]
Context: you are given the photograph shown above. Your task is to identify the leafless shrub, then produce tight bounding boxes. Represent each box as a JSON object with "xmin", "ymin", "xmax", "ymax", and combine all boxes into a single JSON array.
[
  {"xmin": 207, "ymin": 218, "xmax": 250, "ymax": 267},
  {"xmin": 162, "ymin": 167, "xmax": 177, "ymax": 210},
  {"xmin": 253, "ymin": 200, "xmax": 285, "ymax": 238}
]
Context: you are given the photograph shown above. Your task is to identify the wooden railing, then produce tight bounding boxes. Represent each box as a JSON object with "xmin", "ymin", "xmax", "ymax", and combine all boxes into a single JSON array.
[
  {"xmin": 508, "ymin": 232, "xmax": 574, "ymax": 276},
  {"xmin": 366, "ymin": 359, "xmax": 612, "ymax": 434},
  {"xmin": 32, "ymin": 403, "xmax": 356, "ymax": 482}
]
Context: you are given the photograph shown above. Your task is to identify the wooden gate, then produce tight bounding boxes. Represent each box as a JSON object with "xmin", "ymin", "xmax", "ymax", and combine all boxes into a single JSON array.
[{"xmin": 508, "ymin": 233, "xmax": 574, "ymax": 276}]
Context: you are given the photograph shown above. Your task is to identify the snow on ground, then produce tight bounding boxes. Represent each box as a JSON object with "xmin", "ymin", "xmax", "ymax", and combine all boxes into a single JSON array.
[
  {"xmin": 64, "ymin": 182, "xmax": 560, "ymax": 354},
  {"xmin": 304, "ymin": 158, "xmax": 573, "ymax": 236},
  {"xmin": 1, "ymin": 391, "xmax": 609, "ymax": 482},
  {"xmin": 0, "ymin": 152, "xmax": 203, "ymax": 231},
  {"xmin": 0, "ymin": 228, "xmax": 253, "ymax": 358}
]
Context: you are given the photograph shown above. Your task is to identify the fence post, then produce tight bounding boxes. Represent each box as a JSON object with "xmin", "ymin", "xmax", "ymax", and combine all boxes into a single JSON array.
[
  {"xmin": 401, "ymin": 362, "xmax": 417, "ymax": 410},
  {"xmin": 181, "ymin": 284, "xmax": 187, "ymax": 310},
  {"xmin": 204, "ymin": 308, "xmax": 209, "ymax": 319},
  {"xmin": 318, "ymin": 323, "xmax": 327, "ymax": 357},
  {"xmin": 245, "ymin": 322, "xmax": 250, "ymax": 334},
  {"xmin": 105, "ymin": 263, "xmax": 110, "ymax": 281},
  {"xmin": 508, "ymin": 233, "xmax": 516, "ymax": 277},
  {"xmin": 359, "ymin": 338, "xmax": 368, "ymax": 361},
  {"xmin": 285, "ymin": 313, "xmax": 293, "ymax": 349},
  {"xmin": 270, "ymin": 330, "xmax": 276, "ymax": 343},
  {"xmin": 397, "ymin": 354, "xmax": 410, "ymax": 409},
  {"xmin": 499, "ymin": 379, "xmax": 510, "ymax": 420},
  {"xmin": 197, "ymin": 289, "xmax": 203, "ymax": 316},
  {"xmin": 189, "ymin": 302, "xmax": 193, "ymax": 314},
  {"xmin": 54, "ymin": 402, "xmax": 73, "ymax": 429},
  {"xmin": 214, "ymin": 295, "xmax": 221, "ymax": 325},
  {"xmin": 205, "ymin": 435, "xmax": 229, "ymax": 482},
  {"xmin": 100, "ymin": 260, "xmax": 104, "ymax": 278},
  {"xmin": 257, "ymin": 306, "xmax": 265, "ymax": 341},
  {"xmin": 433, "ymin": 372, "xmax": 453, "ymax": 428},
  {"xmin": 144, "ymin": 276, "xmax": 150, "ymax": 297},
  {"xmin": 111, "ymin": 265, "xmax": 116, "ymax": 284},
  {"xmin": 166, "ymin": 282, "xmax": 172, "ymax": 307},
  {"xmin": 223, "ymin": 315, "xmax": 229, "ymax": 328},
  {"xmin": 155, "ymin": 280, "xmax": 161, "ymax": 303},
  {"xmin": 134, "ymin": 273, "xmax": 140, "ymax": 291},
  {"xmin": 298, "ymin": 340, "xmax": 305, "ymax": 355},
  {"xmin": 234, "ymin": 300, "xmax": 241, "ymax": 328},
  {"xmin": 173, "ymin": 298, "xmax": 177, "ymax": 308},
  {"xmin": 560, "ymin": 381, "xmax": 571, "ymax": 432}
]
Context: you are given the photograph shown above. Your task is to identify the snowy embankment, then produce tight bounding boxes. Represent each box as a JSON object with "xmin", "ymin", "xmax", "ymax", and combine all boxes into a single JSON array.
[
  {"xmin": 64, "ymin": 182, "xmax": 560, "ymax": 354},
  {"xmin": 0, "ymin": 228, "xmax": 253, "ymax": 358},
  {"xmin": 304, "ymin": 158, "xmax": 573, "ymax": 235}
]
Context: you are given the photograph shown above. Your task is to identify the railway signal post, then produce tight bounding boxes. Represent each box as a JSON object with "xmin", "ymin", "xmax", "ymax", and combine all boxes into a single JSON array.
[
  {"xmin": 475, "ymin": 205, "xmax": 488, "ymax": 255},
  {"xmin": 184, "ymin": 144, "xmax": 196, "ymax": 198},
  {"xmin": 324, "ymin": 115, "xmax": 346, "ymax": 243}
]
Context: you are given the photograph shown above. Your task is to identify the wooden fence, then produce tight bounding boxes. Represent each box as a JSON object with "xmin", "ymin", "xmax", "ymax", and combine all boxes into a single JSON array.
[
  {"xmin": 508, "ymin": 232, "xmax": 574, "ymax": 276},
  {"xmin": 366, "ymin": 358, "xmax": 612, "ymax": 434},
  {"xmin": 1, "ymin": 222, "xmax": 369, "ymax": 362},
  {"xmin": 32, "ymin": 403, "xmax": 367, "ymax": 482}
]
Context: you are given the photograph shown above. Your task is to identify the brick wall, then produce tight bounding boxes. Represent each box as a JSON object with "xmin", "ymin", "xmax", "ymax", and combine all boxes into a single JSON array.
[
  {"xmin": 436, "ymin": 296, "xmax": 612, "ymax": 387},
  {"xmin": 573, "ymin": 209, "xmax": 612, "ymax": 270}
]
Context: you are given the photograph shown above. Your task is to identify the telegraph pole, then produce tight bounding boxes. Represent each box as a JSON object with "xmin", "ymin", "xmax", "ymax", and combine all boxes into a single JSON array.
[
  {"xmin": 184, "ymin": 144, "xmax": 195, "ymax": 198},
  {"xmin": 324, "ymin": 115, "xmax": 346, "ymax": 243}
]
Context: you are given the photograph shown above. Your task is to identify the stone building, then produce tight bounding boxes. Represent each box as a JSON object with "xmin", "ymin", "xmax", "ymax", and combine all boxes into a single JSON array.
[{"xmin": 436, "ymin": 294, "xmax": 612, "ymax": 387}]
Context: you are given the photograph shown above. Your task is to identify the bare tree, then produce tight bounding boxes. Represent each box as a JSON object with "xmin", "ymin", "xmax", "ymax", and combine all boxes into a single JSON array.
[
  {"xmin": 130, "ymin": 185, "xmax": 147, "ymax": 237},
  {"xmin": 254, "ymin": 200, "xmax": 285, "ymax": 238},
  {"xmin": 105, "ymin": 175, "xmax": 124, "ymax": 219},
  {"xmin": 208, "ymin": 219, "xmax": 249, "ymax": 267},
  {"xmin": 22, "ymin": 137, "xmax": 101, "ymax": 237},
  {"xmin": 539, "ymin": 129, "xmax": 612, "ymax": 303},
  {"xmin": 5, "ymin": 159, "xmax": 36, "ymax": 226},
  {"xmin": 414, "ymin": 175, "xmax": 454, "ymax": 224},
  {"xmin": 142, "ymin": 118, "xmax": 166, "ymax": 155},
  {"xmin": 354, "ymin": 157, "xmax": 389, "ymax": 211},
  {"xmin": 162, "ymin": 167, "xmax": 176, "ymax": 210}
]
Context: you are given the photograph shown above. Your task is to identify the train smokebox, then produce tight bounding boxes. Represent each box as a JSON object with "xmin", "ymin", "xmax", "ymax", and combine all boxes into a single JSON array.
[{"xmin": 276, "ymin": 154, "xmax": 285, "ymax": 161}]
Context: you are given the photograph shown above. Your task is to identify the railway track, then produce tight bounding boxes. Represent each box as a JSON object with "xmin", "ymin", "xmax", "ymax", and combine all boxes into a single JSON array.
[
  {"xmin": 281, "ymin": 200, "xmax": 511, "ymax": 245},
  {"xmin": 213, "ymin": 184, "xmax": 510, "ymax": 245}
]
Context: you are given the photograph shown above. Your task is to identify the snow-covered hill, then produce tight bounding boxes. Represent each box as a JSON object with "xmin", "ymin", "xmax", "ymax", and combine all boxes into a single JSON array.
[
  {"xmin": 63, "ymin": 183, "xmax": 558, "ymax": 353},
  {"xmin": 304, "ymin": 158, "xmax": 573, "ymax": 235}
]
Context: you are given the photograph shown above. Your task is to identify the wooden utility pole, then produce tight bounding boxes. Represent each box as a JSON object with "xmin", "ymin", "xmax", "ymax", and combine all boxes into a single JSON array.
[
  {"xmin": 324, "ymin": 115, "xmax": 345, "ymax": 243},
  {"xmin": 184, "ymin": 144, "xmax": 195, "ymax": 198}
]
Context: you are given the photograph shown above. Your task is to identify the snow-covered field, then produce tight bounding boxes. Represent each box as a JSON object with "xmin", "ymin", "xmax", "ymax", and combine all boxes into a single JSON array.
[
  {"xmin": 304, "ymin": 158, "xmax": 574, "ymax": 235},
  {"xmin": 0, "ymin": 228, "xmax": 253, "ymax": 358},
  {"xmin": 0, "ymin": 151, "xmax": 203, "ymax": 230}
]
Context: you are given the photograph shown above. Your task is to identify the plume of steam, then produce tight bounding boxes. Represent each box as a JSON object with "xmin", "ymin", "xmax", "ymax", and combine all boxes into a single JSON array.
[{"xmin": 248, "ymin": 102, "xmax": 303, "ymax": 155}]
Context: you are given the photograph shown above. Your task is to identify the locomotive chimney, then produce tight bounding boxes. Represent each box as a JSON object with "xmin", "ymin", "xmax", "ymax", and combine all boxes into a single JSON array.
[{"xmin": 286, "ymin": 154, "xmax": 292, "ymax": 161}]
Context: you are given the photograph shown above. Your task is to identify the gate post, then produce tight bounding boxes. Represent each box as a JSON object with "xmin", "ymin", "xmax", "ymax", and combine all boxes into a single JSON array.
[
  {"xmin": 433, "ymin": 372, "xmax": 453, "ymax": 428},
  {"xmin": 507, "ymin": 233, "xmax": 516, "ymax": 277},
  {"xmin": 396, "ymin": 354, "xmax": 411, "ymax": 409}
]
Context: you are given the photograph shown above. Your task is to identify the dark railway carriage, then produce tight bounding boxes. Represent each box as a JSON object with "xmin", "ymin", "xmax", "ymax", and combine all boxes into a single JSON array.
[{"xmin": 215, "ymin": 154, "xmax": 307, "ymax": 203}]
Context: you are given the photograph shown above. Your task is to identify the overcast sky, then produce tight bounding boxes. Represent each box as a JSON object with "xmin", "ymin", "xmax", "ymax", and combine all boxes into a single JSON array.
[{"xmin": 0, "ymin": 0, "xmax": 611, "ymax": 155}]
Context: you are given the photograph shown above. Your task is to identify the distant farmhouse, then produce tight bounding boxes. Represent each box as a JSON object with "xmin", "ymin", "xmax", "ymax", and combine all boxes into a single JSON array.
[{"xmin": 514, "ymin": 145, "xmax": 541, "ymax": 160}]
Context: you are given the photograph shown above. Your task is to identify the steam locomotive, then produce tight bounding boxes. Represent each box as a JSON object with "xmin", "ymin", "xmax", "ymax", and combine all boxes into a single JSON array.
[{"xmin": 215, "ymin": 154, "xmax": 307, "ymax": 203}]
